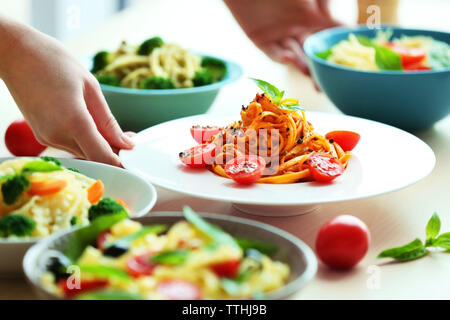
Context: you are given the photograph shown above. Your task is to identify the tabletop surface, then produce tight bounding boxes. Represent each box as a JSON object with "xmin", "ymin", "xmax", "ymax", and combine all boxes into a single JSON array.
[{"xmin": 0, "ymin": 0, "xmax": 449, "ymax": 300}]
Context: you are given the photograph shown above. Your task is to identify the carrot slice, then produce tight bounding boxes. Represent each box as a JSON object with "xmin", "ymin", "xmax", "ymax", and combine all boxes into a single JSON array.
[
  {"xmin": 87, "ymin": 180, "xmax": 104, "ymax": 204},
  {"xmin": 115, "ymin": 198, "xmax": 129, "ymax": 211},
  {"xmin": 28, "ymin": 179, "xmax": 67, "ymax": 196}
]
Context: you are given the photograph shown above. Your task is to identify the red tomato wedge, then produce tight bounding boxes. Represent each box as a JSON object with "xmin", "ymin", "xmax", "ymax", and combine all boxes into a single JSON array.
[
  {"xmin": 403, "ymin": 62, "xmax": 431, "ymax": 71},
  {"xmin": 4, "ymin": 120, "xmax": 47, "ymax": 156},
  {"xmin": 156, "ymin": 280, "xmax": 202, "ymax": 300},
  {"xmin": 97, "ymin": 230, "xmax": 111, "ymax": 251},
  {"xmin": 190, "ymin": 125, "xmax": 222, "ymax": 144},
  {"xmin": 28, "ymin": 179, "xmax": 67, "ymax": 196},
  {"xmin": 179, "ymin": 143, "xmax": 216, "ymax": 168},
  {"xmin": 385, "ymin": 43, "xmax": 427, "ymax": 67},
  {"xmin": 59, "ymin": 279, "xmax": 108, "ymax": 297},
  {"xmin": 325, "ymin": 130, "xmax": 360, "ymax": 151},
  {"xmin": 224, "ymin": 155, "xmax": 266, "ymax": 184},
  {"xmin": 126, "ymin": 253, "xmax": 157, "ymax": 278},
  {"xmin": 87, "ymin": 180, "xmax": 105, "ymax": 204},
  {"xmin": 308, "ymin": 153, "xmax": 344, "ymax": 183},
  {"xmin": 210, "ymin": 259, "xmax": 240, "ymax": 278}
]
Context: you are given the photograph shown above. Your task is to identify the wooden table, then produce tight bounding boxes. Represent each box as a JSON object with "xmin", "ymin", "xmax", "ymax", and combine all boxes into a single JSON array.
[{"xmin": 1, "ymin": 0, "xmax": 449, "ymax": 299}]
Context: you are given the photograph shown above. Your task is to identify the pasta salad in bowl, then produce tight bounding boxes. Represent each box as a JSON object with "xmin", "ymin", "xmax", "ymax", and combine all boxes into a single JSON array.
[
  {"xmin": 0, "ymin": 157, "xmax": 156, "ymax": 276},
  {"xmin": 88, "ymin": 36, "xmax": 242, "ymax": 131}
]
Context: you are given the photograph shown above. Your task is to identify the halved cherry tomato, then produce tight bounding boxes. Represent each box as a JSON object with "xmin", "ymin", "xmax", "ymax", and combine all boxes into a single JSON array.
[
  {"xmin": 59, "ymin": 278, "xmax": 108, "ymax": 297},
  {"xmin": 325, "ymin": 130, "xmax": 360, "ymax": 151},
  {"xmin": 224, "ymin": 155, "xmax": 266, "ymax": 184},
  {"xmin": 97, "ymin": 230, "xmax": 111, "ymax": 251},
  {"xmin": 190, "ymin": 125, "xmax": 222, "ymax": 144},
  {"xmin": 156, "ymin": 280, "xmax": 202, "ymax": 300},
  {"xmin": 308, "ymin": 153, "xmax": 344, "ymax": 183},
  {"xmin": 28, "ymin": 179, "xmax": 67, "ymax": 196},
  {"xmin": 4, "ymin": 120, "xmax": 47, "ymax": 156},
  {"xmin": 403, "ymin": 62, "xmax": 431, "ymax": 71},
  {"xmin": 315, "ymin": 215, "xmax": 370, "ymax": 269},
  {"xmin": 385, "ymin": 43, "xmax": 427, "ymax": 67},
  {"xmin": 179, "ymin": 143, "xmax": 216, "ymax": 168},
  {"xmin": 87, "ymin": 180, "xmax": 104, "ymax": 204},
  {"xmin": 126, "ymin": 253, "xmax": 157, "ymax": 278},
  {"xmin": 210, "ymin": 259, "xmax": 240, "ymax": 278}
]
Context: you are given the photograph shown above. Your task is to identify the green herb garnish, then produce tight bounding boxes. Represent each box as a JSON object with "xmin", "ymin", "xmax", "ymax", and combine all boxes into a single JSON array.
[
  {"xmin": 355, "ymin": 35, "xmax": 403, "ymax": 71},
  {"xmin": 235, "ymin": 238, "xmax": 277, "ymax": 256},
  {"xmin": 21, "ymin": 160, "xmax": 62, "ymax": 174},
  {"xmin": 40, "ymin": 156, "xmax": 62, "ymax": 166},
  {"xmin": 250, "ymin": 78, "xmax": 304, "ymax": 112},
  {"xmin": 315, "ymin": 49, "xmax": 332, "ymax": 60},
  {"xmin": 378, "ymin": 213, "xmax": 450, "ymax": 262},
  {"xmin": 78, "ymin": 265, "xmax": 130, "ymax": 280},
  {"xmin": 151, "ymin": 250, "xmax": 188, "ymax": 265}
]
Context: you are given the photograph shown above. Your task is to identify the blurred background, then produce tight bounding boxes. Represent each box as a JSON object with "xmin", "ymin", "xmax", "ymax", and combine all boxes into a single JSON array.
[{"xmin": 2, "ymin": 0, "xmax": 449, "ymax": 42}]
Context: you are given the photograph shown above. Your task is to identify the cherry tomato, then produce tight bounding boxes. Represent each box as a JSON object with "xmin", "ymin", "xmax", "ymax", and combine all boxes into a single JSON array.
[
  {"xmin": 325, "ymin": 130, "xmax": 361, "ymax": 151},
  {"xmin": 224, "ymin": 155, "xmax": 266, "ymax": 184},
  {"xmin": 315, "ymin": 215, "xmax": 370, "ymax": 269},
  {"xmin": 179, "ymin": 143, "xmax": 216, "ymax": 168},
  {"xmin": 308, "ymin": 153, "xmax": 344, "ymax": 183},
  {"xmin": 4, "ymin": 120, "xmax": 46, "ymax": 156},
  {"xmin": 403, "ymin": 62, "xmax": 431, "ymax": 71},
  {"xmin": 156, "ymin": 280, "xmax": 202, "ymax": 300},
  {"xmin": 210, "ymin": 259, "xmax": 240, "ymax": 278},
  {"xmin": 96, "ymin": 230, "xmax": 111, "ymax": 251},
  {"xmin": 190, "ymin": 125, "xmax": 222, "ymax": 144},
  {"xmin": 59, "ymin": 279, "xmax": 108, "ymax": 297},
  {"xmin": 385, "ymin": 43, "xmax": 426, "ymax": 67},
  {"xmin": 126, "ymin": 253, "xmax": 157, "ymax": 278}
]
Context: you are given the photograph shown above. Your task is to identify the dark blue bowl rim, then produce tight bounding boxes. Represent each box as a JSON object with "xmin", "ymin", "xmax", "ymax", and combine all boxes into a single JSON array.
[
  {"xmin": 304, "ymin": 25, "xmax": 450, "ymax": 75},
  {"xmin": 97, "ymin": 54, "xmax": 243, "ymax": 95}
]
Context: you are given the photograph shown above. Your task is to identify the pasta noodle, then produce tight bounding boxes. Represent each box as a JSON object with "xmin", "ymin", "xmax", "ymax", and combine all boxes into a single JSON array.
[{"xmin": 208, "ymin": 94, "xmax": 352, "ymax": 184}]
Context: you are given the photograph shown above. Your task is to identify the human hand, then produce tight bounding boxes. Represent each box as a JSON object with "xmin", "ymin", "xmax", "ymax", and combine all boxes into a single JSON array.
[
  {"xmin": 0, "ymin": 18, "xmax": 133, "ymax": 166},
  {"xmin": 225, "ymin": 0, "xmax": 341, "ymax": 75}
]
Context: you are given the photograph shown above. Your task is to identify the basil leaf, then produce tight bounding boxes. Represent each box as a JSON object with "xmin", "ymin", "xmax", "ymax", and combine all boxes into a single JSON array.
[
  {"xmin": 249, "ymin": 78, "xmax": 281, "ymax": 101},
  {"xmin": 390, "ymin": 247, "xmax": 429, "ymax": 262},
  {"xmin": 377, "ymin": 238, "xmax": 423, "ymax": 259},
  {"xmin": 279, "ymin": 102, "xmax": 304, "ymax": 112},
  {"xmin": 273, "ymin": 90, "xmax": 285, "ymax": 106},
  {"xmin": 22, "ymin": 160, "xmax": 62, "ymax": 174},
  {"xmin": 425, "ymin": 212, "xmax": 441, "ymax": 244},
  {"xmin": 315, "ymin": 49, "xmax": 332, "ymax": 59},
  {"xmin": 77, "ymin": 290, "xmax": 143, "ymax": 300},
  {"xmin": 104, "ymin": 225, "xmax": 167, "ymax": 250},
  {"xmin": 433, "ymin": 232, "xmax": 450, "ymax": 250},
  {"xmin": 151, "ymin": 250, "xmax": 188, "ymax": 265},
  {"xmin": 64, "ymin": 211, "xmax": 128, "ymax": 262},
  {"xmin": 428, "ymin": 40, "xmax": 450, "ymax": 70},
  {"xmin": 356, "ymin": 35, "xmax": 402, "ymax": 70},
  {"xmin": 236, "ymin": 238, "xmax": 277, "ymax": 256},
  {"xmin": 79, "ymin": 265, "xmax": 130, "ymax": 280},
  {"xmin": 183, "ymin": 206, "xmax": 239, "ymax": 248}
]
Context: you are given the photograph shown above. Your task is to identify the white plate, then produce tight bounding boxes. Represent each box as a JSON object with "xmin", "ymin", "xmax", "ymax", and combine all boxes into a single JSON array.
[
  {"xmin": 120, "ymin": 112, "xmax": 435, "ymax": 216},
  {"xmin": 0, "ymin": 158, "xmax": 157, "ymax": 276}
]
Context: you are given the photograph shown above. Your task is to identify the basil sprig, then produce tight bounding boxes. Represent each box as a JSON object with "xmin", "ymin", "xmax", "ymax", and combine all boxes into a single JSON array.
[
  {"xmin": 249, "ymin": 78, "xmax": 304, "ymax": 112},
  {"xmin": 355, "ymin": 35, "xmax": 403, "ymax": 71},
  {"xmin": 378, "ymin": 213, "xmax": 450, "ymax": 262}
]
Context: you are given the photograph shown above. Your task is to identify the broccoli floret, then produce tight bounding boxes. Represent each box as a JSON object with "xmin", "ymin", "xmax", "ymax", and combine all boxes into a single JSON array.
[
  {"xmin": 1, "ymin": 175, "xmax": 30, "ymax": 205},
  {"xmin": 88, "ymin": 198, "xmax": 128, "ymax": 222},
  {"xmin": 0, "ymin": 214, "xmax": 35, "ymax": 237},
  {"xmin": 95, "ymin": 74, "xmax": 121, "ymax": 87},
  {"xmin": 201, "ymin": 57, "xmax": 227, "ymax": 82},
  {"xmin": 137, "ymin": 37, "xmax": 163, "ymax": 55},
  {"xmin": 193, "ymin": 70, "xmax": 214, "ymax": 87},
  {"xmin": 41, "ymin": 156, "xmax": 61, "ymax": 166},
  {"xmin": 140, "ymin": 76, "xmax": 175, "ymax": 89},
  {"xmin": 92, "ymin": 51, "xmax": 110, "ymax": 73},
  {"xmin": 67, "ymin": 168, "xmax": 80, "ymax": 173}
]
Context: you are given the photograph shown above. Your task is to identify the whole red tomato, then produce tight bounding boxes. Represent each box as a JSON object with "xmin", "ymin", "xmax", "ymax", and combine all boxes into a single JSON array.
[
  {"xmin": 4, "ymin": 120, "xmax": 47, "ymax": 156},
  {"xmin": 315, "ymin": 215, "xmax": 370, "ymax": 269}
]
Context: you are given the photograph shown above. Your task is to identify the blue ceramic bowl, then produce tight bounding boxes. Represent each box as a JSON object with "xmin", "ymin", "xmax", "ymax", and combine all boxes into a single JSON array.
[
  {"xmin": 94, "ymin": 56, "xmax": 242, "ymax": 132},
  {"xmin": 304, "ymin": 26, "xmax": 450, "ymax": 131}
]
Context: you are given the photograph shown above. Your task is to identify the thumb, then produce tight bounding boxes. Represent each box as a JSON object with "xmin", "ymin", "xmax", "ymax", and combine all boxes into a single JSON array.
[{"xmin": 84, "ymin": 78, "xmax": 135, "ymax": 150}]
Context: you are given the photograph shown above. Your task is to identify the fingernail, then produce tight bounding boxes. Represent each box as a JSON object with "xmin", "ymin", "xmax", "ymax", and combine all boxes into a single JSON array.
[{"xmin": 122, "ymin": 134, "xmax": 135, "ymax": 148}]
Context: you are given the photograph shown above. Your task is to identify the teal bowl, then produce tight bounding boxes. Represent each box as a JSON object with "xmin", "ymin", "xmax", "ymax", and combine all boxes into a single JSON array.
[
  {"xmin": 304, "ymin": 26, "xmax": 450, "ymax": 132},
  {"xmin": 96, "ymin": 57, "xmax": 242, "ymax": 131}
]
